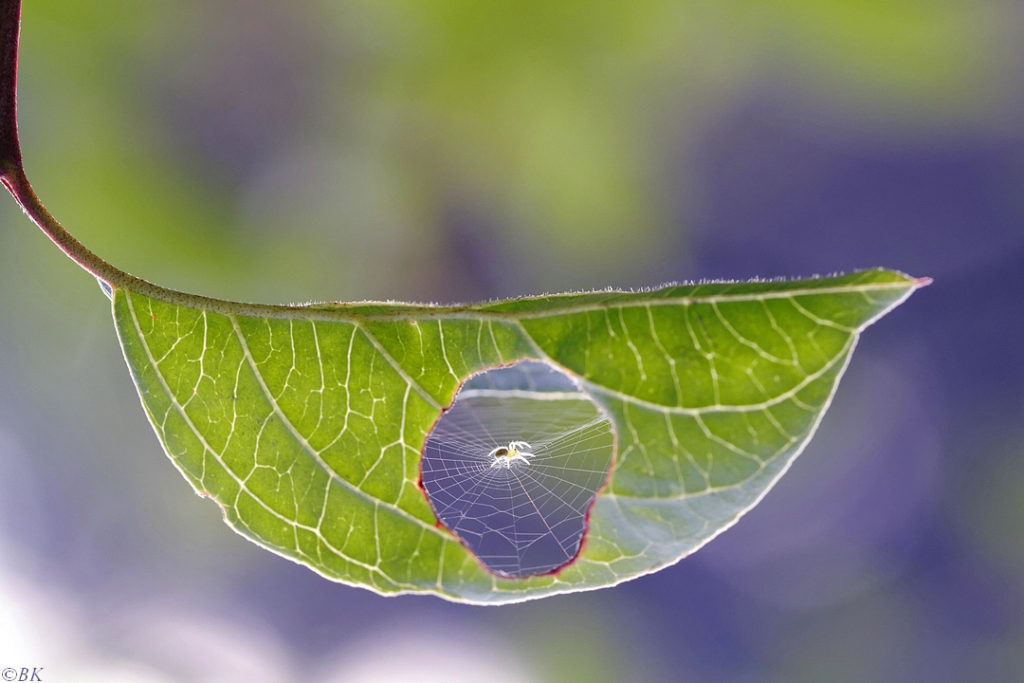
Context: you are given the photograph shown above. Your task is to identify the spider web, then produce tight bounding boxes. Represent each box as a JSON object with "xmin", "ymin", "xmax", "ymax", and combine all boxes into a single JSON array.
[{"xmin": 420, "ymin": 361, "xmax": 615, "ymax": 578}]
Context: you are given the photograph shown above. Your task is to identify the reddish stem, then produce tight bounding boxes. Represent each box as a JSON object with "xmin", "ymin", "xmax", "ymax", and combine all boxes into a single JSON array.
[
  {"xmin": 0, "ymin": 1, "xmax": 258, "ymax": 314},
  {"xmin": 0, "ymin": 0, "xmax": 23, "ymax": 173}
]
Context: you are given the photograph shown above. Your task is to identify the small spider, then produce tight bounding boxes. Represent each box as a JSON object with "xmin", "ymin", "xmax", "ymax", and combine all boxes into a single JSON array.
[{"xmin": 488, "ymin": 440, "xmax": 536, "ymax": 468}]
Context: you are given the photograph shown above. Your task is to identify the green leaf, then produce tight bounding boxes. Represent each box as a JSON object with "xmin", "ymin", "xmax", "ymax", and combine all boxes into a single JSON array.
[{"xmin": 112, "ymin": 268, "xmax": 924, "ymax": 604}]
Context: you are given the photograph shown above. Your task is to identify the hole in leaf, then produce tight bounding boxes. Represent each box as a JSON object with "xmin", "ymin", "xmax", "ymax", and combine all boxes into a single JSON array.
[{"xmin": 420, "ymin": 360, "xmax": 616, "ymax": 578}]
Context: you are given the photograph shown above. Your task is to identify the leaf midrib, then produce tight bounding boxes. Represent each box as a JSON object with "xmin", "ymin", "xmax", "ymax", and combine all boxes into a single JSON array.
[{"xmin": 146, "ymin": 279, "xmax": 914, "ymax": 324}]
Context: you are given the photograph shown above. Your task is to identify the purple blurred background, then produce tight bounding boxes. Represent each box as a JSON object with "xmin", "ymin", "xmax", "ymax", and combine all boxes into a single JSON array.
[{"xmin": 1, "ymin": 1, "xmax": 1022, "ymax": 680}]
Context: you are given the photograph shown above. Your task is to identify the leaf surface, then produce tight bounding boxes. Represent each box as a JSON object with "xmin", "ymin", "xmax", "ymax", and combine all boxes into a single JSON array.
[{"xmin": 112, "ymin": 268, "xmax": 923, "ymax": 604}]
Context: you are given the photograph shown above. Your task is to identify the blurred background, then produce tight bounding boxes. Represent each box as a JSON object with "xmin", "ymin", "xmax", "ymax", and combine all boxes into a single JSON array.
[{"xmin": 1, "ymin": 0, "xmax": 1022, "ymax": 680}]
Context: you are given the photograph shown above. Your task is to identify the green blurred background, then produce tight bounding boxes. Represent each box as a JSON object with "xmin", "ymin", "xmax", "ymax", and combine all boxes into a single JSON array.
[{"xmin": 1, "ymin": 1, "xmax": 1022, "ymax": 680}]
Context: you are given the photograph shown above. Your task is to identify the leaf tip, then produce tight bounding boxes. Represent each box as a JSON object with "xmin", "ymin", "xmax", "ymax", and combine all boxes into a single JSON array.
[{"xmin": 913, "ymin": 276, "xmax": 933, "ymax": 288}]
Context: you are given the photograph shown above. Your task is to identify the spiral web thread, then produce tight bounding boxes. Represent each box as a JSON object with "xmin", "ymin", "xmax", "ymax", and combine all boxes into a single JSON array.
[{"xmin": 420, "ymin": 361, "xmax": 615, "ymax": 577}]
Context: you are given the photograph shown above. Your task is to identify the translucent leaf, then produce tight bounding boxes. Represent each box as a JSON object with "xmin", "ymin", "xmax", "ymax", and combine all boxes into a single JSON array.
[{"xmin": 112, "ymin": 268, "xmax": 924, "ymax": 604}]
